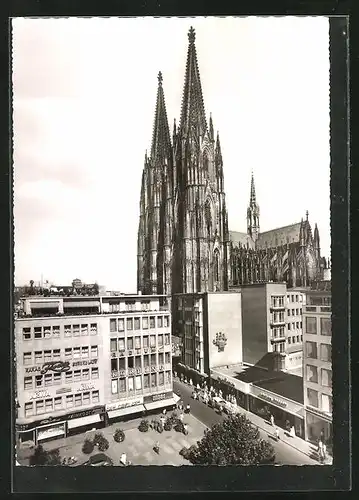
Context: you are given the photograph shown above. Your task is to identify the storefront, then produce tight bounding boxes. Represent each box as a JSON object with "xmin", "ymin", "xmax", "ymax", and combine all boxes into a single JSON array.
[
  {"xmin": 249, "ymin": 385, "xmax": 305, "ymax": 438},
  {"xmin": 106, "ymin": 397, "xmax": 145, "ymax": 423},
  {"xmin": 143, "ymin": 391, "xmax": 179, "ymax": 413},
  {"xmin": 305, "ymin": 407, "xmax": 332, "ymax": 447},
  {"xmin": 66, "ymin": 406, "xmax": 105, "ymax": 435},
  {"xmin": 210, "ymin": 371, "xmax": 250, "ymax": 410},
  {"xmin": 36, "ymin": 422, "xmax": 66, "ymax": 443}
]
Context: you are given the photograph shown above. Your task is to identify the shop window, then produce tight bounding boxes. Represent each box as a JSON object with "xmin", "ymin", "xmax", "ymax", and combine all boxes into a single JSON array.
[
  {"xmin": 91, "ymin": 346, "xmax": 98, "ymax": 358},
  {"xmin": 25, "ymin": 402, "xmax": 33, "ymax": 417},
  {"xmin": 82, "ymin": 392, "xmax": 90, "ymax": 406},
  {"xmin": 44, "ymin": 374, "xmax": 53, "ymax": 387},
  {"xmin": 111, "ymin": 379, "xmax": 118, "ymax": 394},
  {"xmin": 74, "ymin": 370, "xmax": 81, "ymax": 382},
  {"xmin": 127, "ymin": 337, "xmax": 134, "ymax": 350},
  {"xmin": 118, "ymin": 319, "xmax": 124, "ymax": 332},
  {"xmin": 24, "ymin": 376, "xmax": 33, "ymax": 390},
  {"xmin": 53, "ymin": 349, "xmax": 60, "ymax": 360},
  {"xmin": 90, "ymin": 323, "xmax": 98, "ymax": 335},
  {"xmin": 35, "ymin": 400, "xmax": 45, "ymax": 414},
  {"xmin": 81, "ymin": 324, "xmax": 88, "ymax": 336},
  {"xmin": 64, "ymin": 325, "xmax": 71, "ymax": 337},
  {"xmin": 53, "ymin": 373, "xmax": 61, "ymax": 385},
  {"xmin": 34, "ymin": 327, "xmax": 42, "ymax": 339},
  {"xmin": 73, "ymin": 347, "xmax": 81, "ymax": 359},
  {"xmin": 82, "ymin": 369, "xmax": 90, "ymax": 381},
  {"xmin": 65, "ymin": 371, "xmax": 72, "ymax": 382},
  {"xmin": 135, "ymin": 375, "xmax": 142, "ymax": 390},
  {"xmin": 35, "ymin": 375, "xmax": 43, "ymax": 388},
  {"xmin": 306, "ymin": 364, "xmax": 318, "ymax": 383},
  {"xmin": 321, "ymin": 368, "xmax": 332, "ymax": 388},
  {"xmin": 307, "ymin": 388, "xmax": 319, "ymax": 408},
  {"xmin": 81, "ymin": 346, "xmax": 89, "ymax": 358},
  {"xmin": 321, "ymin": 394, "xmax": 332, "ymax": 413},
  {"xmin": 158, "ymin": 372, "xmax": 164, "ymax": 386},
  {"xmin": 110, "ymin": 319, "xmax": 117, "ymax": 333},
  {"xmin": 44, "ymin": 350, "xmax": 52, "ymax": 362},
  {"xmin": 158, "ymin": 316, "xmax": 163, "ymax": 328},
  {"xmin": 126, "ymin": 318, "xmax": 133, "ymax": 331},
  {"xmin": 110, "ymin": 339, "xmax": 117, "ymax": 352},
  {"xmin": 134, "ymin": 318, "xmax": 141, "ymax": 330},
  {"xmin": 128, "ymin": 377, "xmax": 134, "ymax": 392},
  {"xmin": 119, "ymin": 378, "xmax": 126, "ymax": 392},
  {"xmin": 150, "ymin": 335, "xmax": 156, "ymax": 347},
  {"xmin": 165, "ymin": 352, "xmax": 170, "ymax": 364},
  {"xmin": 54, "ymin": 397, "xmax": 62, "ymax": 410},
  {"xmin": 142, "ymin": 317, "xmax": 149, "ymax": 329},
  {"xmin": 22, "ymin": 328, "xmax": 31, "ymax": 340},
  {"xmin": 320, "ymin": 343, "xmax": 331, "ymax": 362},
  {"xmin": 135, "ymin": 336, "xmax": 141, "ymax": 349},
  {"xmin": 66, "ymin": 395, "xmax": 74, "ymax": 408},
  {"xmin": 305, "ymin": 317, "xmax": 317, "ymax": 334},
  {"xmin": 144, "ymin": 374, "xmax": 150, "ymax": 388},
  {"xmin": 306, "ymin": 341, "xmax": 317, "ymax": 359},
  {"xmin": 320, "ymin": 317, "xmax": 331, "ymax": 336},
  {"xmin": 45, "ymin": 398, "xmax": 53, "ymax": 412},
  {"xmin": 35, "ymin": 351, "xmax": 43, "ymax": 364},
  {"xmin": 73, "ymin": 325, "xmax": 80, "ymax": 337},
  {"xmin": 118, "ymin": 357, "xmax": 126, "ymax": 370},
  {"xmin": 74, "ymin": 394, "xmax": 82, "ymax": 407},
  {"xmin": 65, "ymin": 348, "xmax": 72, "ymax": 360},
  {"xmin": 118, "ymin": 338, "xmax": 125, "ymax": 351},
  {"xmin": 91, "ymin": 367, "xmax": 99, "ymax": 379}
]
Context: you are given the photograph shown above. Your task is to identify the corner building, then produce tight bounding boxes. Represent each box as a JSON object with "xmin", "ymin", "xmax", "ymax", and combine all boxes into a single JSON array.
[{"xmin": 15, "ymin": 294, "xmax": 174, "ymax": 445}]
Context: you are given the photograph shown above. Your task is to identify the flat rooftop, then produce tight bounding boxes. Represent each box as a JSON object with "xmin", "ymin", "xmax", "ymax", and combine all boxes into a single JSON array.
[{"xmin": 212, "ymin": 364, "xmax": 304, "ymax": 404}]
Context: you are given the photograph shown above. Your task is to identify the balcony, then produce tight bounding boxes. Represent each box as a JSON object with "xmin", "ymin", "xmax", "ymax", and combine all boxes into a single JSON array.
[
  {"xmin": 271, "ymin": 335, "xmax": 286, "ymax": 342},
  {"xmin": 305, "ymin": 305, "xmax": 331, "ymax": 313},
  {"xmin": 270, "ymin": 318, "xmax": 285, "ymax": 326},
  {"xmin": 270, "ymin": 304, "xmax": 285, "ymax": 310}
]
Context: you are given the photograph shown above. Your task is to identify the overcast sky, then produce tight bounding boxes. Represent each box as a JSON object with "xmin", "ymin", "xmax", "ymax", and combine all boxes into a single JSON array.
[{"xmin": 12, "ymin": 16, "xmax": 330, "ymax": 291}]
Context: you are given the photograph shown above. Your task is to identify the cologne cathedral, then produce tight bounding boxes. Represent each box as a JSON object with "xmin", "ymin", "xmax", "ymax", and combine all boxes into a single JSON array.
[{"xmin": 137, "ymin": 27, "xmax": 326, "ymax": 296}]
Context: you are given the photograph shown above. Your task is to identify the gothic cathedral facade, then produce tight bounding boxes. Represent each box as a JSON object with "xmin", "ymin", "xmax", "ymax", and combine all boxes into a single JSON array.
[{"xmin": 137, "ymin": 27, "xmax": 326, "ymax": 296}]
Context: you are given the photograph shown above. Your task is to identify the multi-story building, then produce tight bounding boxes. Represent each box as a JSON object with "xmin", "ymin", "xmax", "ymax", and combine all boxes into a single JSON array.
[
  {"xmin": 15, "ymin": 294, "xmax": 174, "ymax": 445},
  {"xmin": 240, "ymin": 282, "xmax": 305, "ymax": 373},
  {"xmin": 172, "ymin": 292, "xmax": 242, "ymax": 376},
  {"xmin": 302, "ymin": 282, "xmax": 332, "ymax": 447}
]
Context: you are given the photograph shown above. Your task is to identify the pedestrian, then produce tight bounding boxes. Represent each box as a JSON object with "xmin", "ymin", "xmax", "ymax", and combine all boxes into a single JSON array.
[
  {"xmin": 183, "ymin": 423, "xmax": 188, "ymax": 435},
  {"xmin": 162, "ymin": 408, "xmax": 167, "ymax": 416},
  {"xmin": 290, "ymin": 425, "xmax": 296, "ymax": 438},
  {"xmin": 274, "ymin": 427, "xmax": 280, "ymax": 441},
  {"xmin": 120, "ymin": 453, "xmax": 127, "ymax": 466},
  {"xmin": 270, "ymin": 414, "xmax": 275, "ymax": 426},
  {"xmin": 179, "ymin": 413, "xmax": 184, "ymax": 422},
  {"xmin": 317, "ymin": 439, "xmax": 323, "ymax": 459},
  {"xmin": 186, "ymin": 403, "xmax": 191, "ymax": 414},
  {"xmin": 154, "ymin": 441, "xmax": 160, "ymax": 454}
]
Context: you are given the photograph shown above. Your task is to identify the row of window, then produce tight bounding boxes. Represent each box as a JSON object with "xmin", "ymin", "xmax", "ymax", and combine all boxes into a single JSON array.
[
  {"xmin": 110, "ymin": 352, "xmax": 171, "ymax": 371},
  {"xmin": 288, "ymin": 308, "xmax": 302, "ymax": 317},
  {"xmin": 111, "ymin": 371, "xmax": 172, "ymax": 394},
  {"xmin": 306, "ymin": 341, "xmax": 332, "ymax": 362},
  {"xmin": 306, "ymin": 365, "xmax": 332, "ymax": 387},
  {"xmin": 272, "ymin": 327, "xmax": 285, "ymax": 338},
  {"xmin": 272, "ymin": 312, "xmax": 285, "ymax": 323},
  {"xmin": 307, "ymin": 389, "xmax": 332, "ymax": 413},
  {"xmin": 287, "ymin": 294, "xmax": 303, "ymax": 303},
  {"xmin": 23, "ymin": 345, "xmax": 98, "ymax": 365},
  {"xmin": 109, "ymin": 315, "xmax": 170, "ymax": 333},
  {"xmin": 24, "ymin": 391, "xmax": 100, "ymax": 417},
  {"xmin": 271, "ymin": 296, "xmax": 284, "ymax": 307},
  {"xmin": 287, "ymin": 335, "xmax": 303, "ymax": 344},
  {"xmin": 24, "ymin": 367, "xmax": 99, "ymax": 390},
  {"xmin": 22, "ymin": 323, "xmax": 98, "ymax": 341},
  {"xmin": 273, "ymin": 342, "xmax": 285, "ymax": 353},
  {"xmin": 288, "ymin": 322, "xmax": 302, "ymax": 331},
  {"xmin": 305, "ymin": 317, "xmax": 331, "ymax": 336},
  {"xmin": 110, "ymin": 334, "xmax": 170, "ymax": 351}
]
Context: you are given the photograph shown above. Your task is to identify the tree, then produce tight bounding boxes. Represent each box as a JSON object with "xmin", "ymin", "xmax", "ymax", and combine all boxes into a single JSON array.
[
  {"xmin": 29, "ymin": 445, "xmax": 61, "ymax": 466},
  {"xmin": 187, "ymin": 414, "xmax": 275, "ymax": 466}
]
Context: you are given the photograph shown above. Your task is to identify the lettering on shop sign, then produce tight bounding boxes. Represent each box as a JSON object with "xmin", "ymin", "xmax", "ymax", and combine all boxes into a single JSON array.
[
  {"xmin": 149, "ymin": 391, "xmax": 172, "ymax": 403},
  {"xmin": 25, "ymin": 361, "xmax": 71, "ymax": 375},
  {"xmin": 30, "ymin": 390, "xmax": 50, "ymax": 400},
  {"xmin": 67, "ymin": 406, "xmax": 103, "ymax": 420},
  {"xmin": 213, "ymin": 332, "xmax": 227, "ymax": 352},
  {"xmin": 258, "ymin": 393, "xmax": 287, "ymax": 409},
  {"xmin": 106, "ymin": 398, "xmax": 143, "ymax": 412},
  {"xmin": 76, "ymin": 383, "xmax": 95, "ymax": 392},
  {"xmin": 72, "ymin": 359, "xmax": 98, "ymax": 367}
]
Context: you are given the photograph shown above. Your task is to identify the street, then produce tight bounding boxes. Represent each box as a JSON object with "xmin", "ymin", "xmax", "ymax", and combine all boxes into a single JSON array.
[{"xmin": 173, "ymin": 379, "xmax": 318, "ymax": 465}]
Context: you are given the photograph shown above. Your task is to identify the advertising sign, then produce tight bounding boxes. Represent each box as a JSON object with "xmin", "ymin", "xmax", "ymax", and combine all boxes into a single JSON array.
[
  {"xmin": 25, "ymin": 361, "xmax": 71, "ymax": 375},
  {"xmin": 106, "ymin": 397, "xmax": 144, "ymax": 412},
  {"xmin": 143, "ymin": 391, "xmax": 172, "ymax": 404}
]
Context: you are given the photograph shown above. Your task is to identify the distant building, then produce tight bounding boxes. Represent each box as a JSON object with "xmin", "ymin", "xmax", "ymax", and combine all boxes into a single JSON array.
[
  {"xmin": 172, "ymin": 292, "xmax": 242, "ymax": 376},
  {"xmin": 302, "ymin": 282, "xmax": 332, "ymax": 447},
  {"xmin": 15, "ymin": 294, "xmax": 175, "ymax": 445}
]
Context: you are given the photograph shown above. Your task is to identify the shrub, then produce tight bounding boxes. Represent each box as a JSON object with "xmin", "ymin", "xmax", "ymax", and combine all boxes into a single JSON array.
[
  {"xmin": 179, "ymin": 446, "xmax": 189, "ymax": 458},
  {"xmin": 113, "ymin": 428, "xmax": 125, "ymax": 443},
  {"xmin": 93, "ymin": 432, "xmax": 104, "ymax": 446},
  {"xmin": 98, "ymin": 437, "xmax": 109, "ymax": 452},
  {"xmin": 174, "ymin": 422, "xmax": 184, "ymax": 433},
  {"xmin": 138, "ymin": 419, "xmax": 149, "ymax": 432},
  {"xmin": 29, "ymin": 445, "xmax": 62, "ymax": 466},
  {"xmin": 164, "ymin": 420, "xmax": 172, "ymax": 431},
  {"xmin": 82, "ymin": 439, "xmax": 94, "ymax": 455},
  {"xmin": 156, "ymin": 423, "xmax": 164, "ymax": 433}
]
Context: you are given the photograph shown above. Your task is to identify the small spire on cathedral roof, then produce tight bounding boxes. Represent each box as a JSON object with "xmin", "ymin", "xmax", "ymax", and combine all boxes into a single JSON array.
[
  {"xmin": 158, "ymin": 71, "xmax": 163, "ymax": 85},
  {"xmin": 209, "ymin": 113, "xmax": 214, "ymax": 141},
  {"xmin": 306, "ymin": 210, "xmax": 309, "ymax": 221},
  {"xmin": 250, "ymin": 170, "xmax": 256, "ymax": 205},
  {"xmin": 188, "ymin": 26, "xmax": 196, "ymax": 44}
]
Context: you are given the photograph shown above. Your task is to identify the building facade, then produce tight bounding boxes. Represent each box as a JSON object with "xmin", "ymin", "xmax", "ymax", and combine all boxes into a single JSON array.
[
  {"xmin": 285, "ymin": 289, "xmax": 306, "ymax": 374},
  {"xmin": 172, "ymin": 292, "xmax": 242, "ymax": 376},
  {"xmin": 15, "ymin": 294, "xmax": 174, "ymax": 444},
  {"xmin": 302, "ymin": 282, "xmax": 332, "ymax": 446},
  {"xmin": 137, "ymin": 26, "xmax": 327, "ymax": 299}
]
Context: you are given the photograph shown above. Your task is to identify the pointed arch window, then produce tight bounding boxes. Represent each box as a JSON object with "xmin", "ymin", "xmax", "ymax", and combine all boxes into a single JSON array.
[
  {"xmin": 203, "ymin": 152, "xmax": 209, "ymax": 176},
  {"xmin": 205, "ymin": 199, "xmax": 212, "ymax": 235},
  {"xmin": 214, "ymin": 249, "xmax": 220, "ymax": 283}
]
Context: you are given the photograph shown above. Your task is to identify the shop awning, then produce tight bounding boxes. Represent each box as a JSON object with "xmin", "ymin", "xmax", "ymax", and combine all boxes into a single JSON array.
[
  {"xmin": 144, "ymin": 397, "xmax": 177, "ymax": 411},
  {"xmin": 30, "ymin": 301, "xmax": 59, "ymax": 310},
  {"xmin": 107, "ymin": 404, "xmax": 145, "ymax": 419},
  {"xmin": 37, "ymin": 426, "xmax": 65, "ymax": 441},
  {"xmin": 64, "ymin": 301, "xmax": 100, "ymax": 308},
  {"xmin": 67, "ymin": 413, "xmax": 101, "ymax": 429}
]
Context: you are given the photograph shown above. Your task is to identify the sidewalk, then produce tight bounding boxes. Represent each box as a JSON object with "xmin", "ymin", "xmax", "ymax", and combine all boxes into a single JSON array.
[{"xmin": 176, "ymin": 378, "xmax": 332, "ymax": 465}]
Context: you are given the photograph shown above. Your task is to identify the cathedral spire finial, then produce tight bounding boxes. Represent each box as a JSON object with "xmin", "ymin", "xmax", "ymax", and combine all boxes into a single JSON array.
[
  {"xmin": 188, "ymin": 26, "xmax": 196, "ymax": 44},
  {"xmin": 250, "ymin": 170, "xmax": 256, "ymax": 205},
  {"xmin": 150, "ymin": 70, "xmax": 171, "ymax": 164},
  {"xmin": 306, "ymin": 210, "xmax": 309, "ymax": 221},
  {"xmin": 158, "ymin": 71, "xmax": 163, "ymax": 85}
]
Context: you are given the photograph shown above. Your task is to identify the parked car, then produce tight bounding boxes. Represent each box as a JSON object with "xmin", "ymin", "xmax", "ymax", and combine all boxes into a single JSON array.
[{"xmin": 83, "ymin": 453, "xmax": 113, "ymax": 467}]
